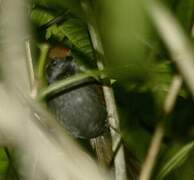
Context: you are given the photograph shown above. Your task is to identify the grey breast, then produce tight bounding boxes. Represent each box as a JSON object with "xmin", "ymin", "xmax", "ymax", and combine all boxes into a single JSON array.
[
  {"xmin": 45, "ymin": 57, "xmax": 107, "ymax": 138},
  {"xmin": 47, "ymin": 84, "xmax": 107, "ymax": 138}
]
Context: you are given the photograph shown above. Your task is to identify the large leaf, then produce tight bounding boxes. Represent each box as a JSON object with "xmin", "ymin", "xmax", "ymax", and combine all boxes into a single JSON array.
[{"xmin": 93, "ymin": 0, "xmax": 152, "ymax": 81}]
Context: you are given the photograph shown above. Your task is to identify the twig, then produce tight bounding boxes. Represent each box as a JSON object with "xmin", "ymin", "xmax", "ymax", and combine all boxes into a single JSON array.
[
  {"xmin": 25, "ymin": 40, "xmax": 35, "ymax": 90},
  {"xmin": 139, "ymin": 75, "xmax": 183, "ymax": 180},
  {"xmin": 37, "ymin": 70, "xmax": 103, "ymax": 100},
  {"xmin": 102, "ymin": 87, "xmax": 127, "ymax": 180},
  {"xmin": 37, "ymin": 44, "xmax": 50, "ymax": 81},
  {"xmin": 163, "ymin": 75, "xmax": 183, "ymax": 115},
  {"xmin": 81, "ymin": 1, "xmax": 127, "ymax": 179},
  {"xmin": 139, "ymin": 122, "xmax": 165, "ymax": 180},
  {"xmin": 26, "ymin": 42, "xmax": 49, "ymax": 99},
  {"xmin": 25, "ymin": 40, "xmax": 38, "ymax": 98}
]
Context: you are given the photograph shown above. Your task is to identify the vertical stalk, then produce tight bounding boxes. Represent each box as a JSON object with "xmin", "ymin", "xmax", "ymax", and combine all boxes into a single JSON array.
[
  {"xmin": 25, "ymin": 40, "xmax": 37, "ymax": 98},
  {"xmin": 25, "ymin": 40, "xmax": 35, "ymax": 89},
  {"xmin": 81, "ymin": 1, "xmax": 127, "ymax": 180},
  {"xmin": 139, "ymin": 122, "xmax": 164, "ymax": 180},
  {"xmin": 37, "ymin": 44, "xmax": 50, "ymax": 82},
  {"xmin": 139, "ymin": 75, "xmax": 183, "ymax": 180},
  {"xmin": 25, "ymin": 42, "xmax": 49, "ymax": 98}
]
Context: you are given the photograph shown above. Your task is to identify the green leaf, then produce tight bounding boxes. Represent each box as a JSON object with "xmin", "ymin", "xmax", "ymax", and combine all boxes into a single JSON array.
[
  {"xmin": 32, "ymin": 0, "xmax": 84, "ymax": 19},
  {"xmin": 46, "ymin": 18, "xmax": 94, "ymax": 60},
  {"xmin": 156, "ymin": 141, "xmax": 194, "ymax": 180},
  {"xmin": 31, "ymin": 8, "xmax": 56, "ymax": 26},
  {"xmin": 94, "ymin": 0, "xmax": 151, "ymax": 81},
  {"xmin": 31, "ymin": 8, "xmax": 94, "ymax": 61}
]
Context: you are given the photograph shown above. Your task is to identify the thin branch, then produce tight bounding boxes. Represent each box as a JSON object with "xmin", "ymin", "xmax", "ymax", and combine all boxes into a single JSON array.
[
  {"xmin": 139, "ymin": 75, "xmax": 183, "ymax": 180},
  {"xmin": 37, "ymin": 44, "xmax": 50, "ymax": 81},
  {"xmin": 163, "ymin": 75, "xmax": 183, "ymax": 115},
  {"xmin": 102, "ymin": 87, "xmax": 127, "ymax": 180},
  {"xmin": 25, "ymin": 40, "xmax": 35, "ymax": 89},
  {"xmin": 139, "ymin": 122, "xmax": 165, "ymax": 180},
  {"xmin": 81, "ymin": 1, "xmax": 127, "ymax": 180},
  {"xmin": 25, "ymin": 40, "xmax": 38, "ymax": 98},
  {"xmin": 37, "ymin": 70, "xmax": 103, "ymax": 100}
]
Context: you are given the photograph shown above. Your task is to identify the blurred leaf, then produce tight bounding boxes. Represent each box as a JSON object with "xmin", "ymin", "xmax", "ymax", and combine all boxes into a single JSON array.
[
  {"xmin": 32, "ymin": 0, "xmax": 84, "ymax": 19},
  {"xmin": 94, "ymin": 0, "xmax": 152, "ymax": 81},
  {"xmin": 156, "ymin": 141, "xmax": 194, "ymax": 180}
]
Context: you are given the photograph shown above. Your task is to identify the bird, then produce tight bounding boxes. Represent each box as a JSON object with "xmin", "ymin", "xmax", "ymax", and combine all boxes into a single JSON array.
[
  {"xmin": 45, "ymin": 47, "xmax": 107, "ymax": 139},
  {"xmin": 45, "ymin": 47, "xmax": 140, "ymax": 177}
]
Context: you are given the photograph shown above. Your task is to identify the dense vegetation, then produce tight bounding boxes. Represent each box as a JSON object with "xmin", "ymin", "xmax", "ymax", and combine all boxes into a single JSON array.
[{"xmin": 0, "ymin": 0, "xmax": 194, "ymax": 180}]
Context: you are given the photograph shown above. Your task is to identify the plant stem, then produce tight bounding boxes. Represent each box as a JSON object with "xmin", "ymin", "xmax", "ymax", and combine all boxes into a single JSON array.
[
  {"xmin": 81, "ymin": 1, "xmax": 127, "ymax": 180},
  {"xmin": 163, "ymin": 75, "xmax": 183, "ymax": 115},
  {"xmin": 25, "ymin": 40, "xmax": 35, "ymax": 90},
  {"xmin": 25, "ymin": 40, "xmax": 39, "ymax": 99},
  {"xmin": 37, "ymin": 70, "xmax": 103, "ymax": 100},
  {"xmin": 37, "ymin": 43, "xmax": 50, "ymax": 81},
  {"xmin": 139, "ymin": 75, "xmax": 183, "ymax": 180},
  {"xmin": 139, "ymin": 122, "xmax": 165, "ymax": 180},
  {"xmin": 103, "ymin": 86, "xmax": 127, "ymax": 180}
]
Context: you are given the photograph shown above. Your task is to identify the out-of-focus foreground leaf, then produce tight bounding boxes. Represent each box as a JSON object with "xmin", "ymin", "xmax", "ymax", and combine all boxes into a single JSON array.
[{"xmin": 93, "ymin": 0, "xmax": 152, "ymax": 81}]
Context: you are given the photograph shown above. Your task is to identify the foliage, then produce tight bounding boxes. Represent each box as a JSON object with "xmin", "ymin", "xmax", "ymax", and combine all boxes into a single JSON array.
[
  {"xmin": 156, "ymin": 141, "xmax": 194, "ymax": 180},
  {"xmin": 31, "ymin": 7, "xmax": 94, "ymax": 61},
  {"xmin": 1, "ymin": 0, "xmax": 194, "ymax": 179}
]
